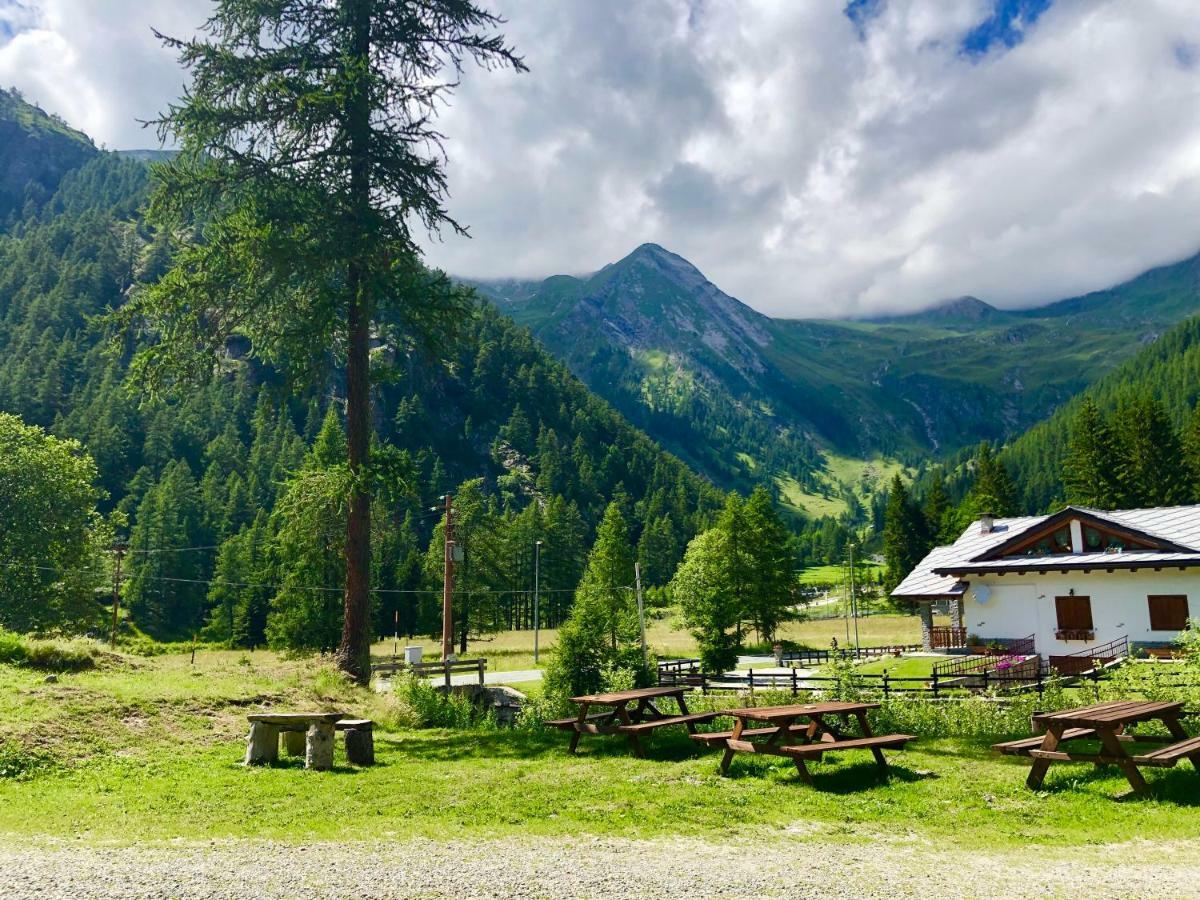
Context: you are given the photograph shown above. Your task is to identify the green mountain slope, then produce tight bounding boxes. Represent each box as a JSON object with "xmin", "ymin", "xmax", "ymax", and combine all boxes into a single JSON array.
[
  {"xmin": 0, "ymin": 148, "xmax": 724, "ymax": 640},
  {"xmin": 0, "ymin": 88, "xmax": 97, "ymax": 226},
  {"xmin": 481, "ymin": 244, "xmax": 1200, "ymax": 516},
  {"xmin": 1003, "ymin": 314, "xmax": 1200, "ymax": 512}
]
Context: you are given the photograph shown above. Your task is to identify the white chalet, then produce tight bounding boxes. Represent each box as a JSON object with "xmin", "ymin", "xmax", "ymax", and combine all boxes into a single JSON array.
[{"xmin": 892, "ymin": 505, "xmax": 1200, "ymax": 666}]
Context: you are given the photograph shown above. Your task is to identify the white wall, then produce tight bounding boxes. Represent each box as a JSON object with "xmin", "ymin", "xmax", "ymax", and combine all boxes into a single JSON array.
[{"xmin": 961, "ymin": 570, "xmax": 1199, "ymax": 655}]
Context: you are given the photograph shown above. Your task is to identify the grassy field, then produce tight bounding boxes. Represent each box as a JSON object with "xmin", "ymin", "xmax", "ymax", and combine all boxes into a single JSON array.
[
  {"xmin": 2, "ymin": 648, "xmax": 1199, "ymax": 852},
  {"xmin": 796, "ymin": 562, "xmax": 885, "ymax": 586},
  {"xmin": 378, "ymin": 613, "xmax": 944, "ymax": 672}
]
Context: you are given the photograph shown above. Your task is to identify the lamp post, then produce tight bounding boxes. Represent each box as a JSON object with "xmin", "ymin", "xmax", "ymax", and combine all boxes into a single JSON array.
[{"xmin": 533, "ymin": 539, "xmax": 543, "ymax": 664}]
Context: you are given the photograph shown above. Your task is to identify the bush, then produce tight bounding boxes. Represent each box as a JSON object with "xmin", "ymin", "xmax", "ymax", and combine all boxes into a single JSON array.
[
  {"xmin": 392, "ymin": 676, "xmax": 495, "ymax": 729},
  {"xmin": 0, "ymin": 741, "xmax": 52, "ymax": 780},
  {"xmin": 0, "ymin": 628, "xmax": 98, "ymax": 672}
]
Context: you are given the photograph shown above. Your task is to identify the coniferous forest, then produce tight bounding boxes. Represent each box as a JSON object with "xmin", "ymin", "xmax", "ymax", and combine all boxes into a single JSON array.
[{"xmin": 0, "ymin": 151, "xmax": 725, "ymax": 646}]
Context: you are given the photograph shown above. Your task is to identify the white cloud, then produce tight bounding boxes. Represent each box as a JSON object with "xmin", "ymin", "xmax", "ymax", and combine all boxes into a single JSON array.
[{"xmin": 2, "ymin": 0, "xmax": 1200, "ymax": 317}]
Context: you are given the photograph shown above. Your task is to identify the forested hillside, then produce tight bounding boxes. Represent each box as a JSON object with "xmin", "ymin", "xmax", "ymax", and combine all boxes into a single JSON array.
[
  {"xmin": 1003, "ymin": 315, "xmax": 1200, "ymax": 512},
  {"xmin": 0, "ymin": 88, "xmax": 97, "ymax": 227},
  {"xmin": 0, "ymin": 152, "xmax": 724, "ymax": 645}
]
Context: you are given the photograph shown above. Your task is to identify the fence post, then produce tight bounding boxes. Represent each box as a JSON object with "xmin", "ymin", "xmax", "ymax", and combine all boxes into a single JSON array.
[
  {"xmin": 478, "ymin": 658, "xmax": 485, "ymax": 686},
  {"xmin": 1036, "ymin": 665, "xmax": 1044, "ymax": 702},
  {"xmin": 932, "ymin": 670, "xmax": 939, "ymax": 699},
  {"xmin": 444, "ymin": 661, "xmax": 451, "ymax": 691},
  {"xmin": 982, "ymin": 670, "xmax": 989, "ymax": 693},
  {"xmin": 791, "ymin": 666, "xmax": 798, "ymax": 697},
  {"xmin": 701, "ymin": 672, "xmax": 708, "ymax": 696},
  {"xmin": 882, "ymin": 671, "xmax": 890, "ymax": 700},
  {"xmin": 748, "ymin": 668, "xmax": 754, "ymax": 703}
]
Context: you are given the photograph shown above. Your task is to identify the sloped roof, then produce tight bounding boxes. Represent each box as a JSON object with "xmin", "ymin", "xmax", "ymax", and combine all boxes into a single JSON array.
[
  {"xmin": 891, "ymin": 505, "xmax": 1200, "ymax": 597},
  {"xmin": 891, "ymin": 544, "xmax": 970, "ymax": 599}
]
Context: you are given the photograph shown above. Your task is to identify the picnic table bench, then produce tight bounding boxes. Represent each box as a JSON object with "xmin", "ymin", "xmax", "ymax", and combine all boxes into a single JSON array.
[
  {"xmin": 993, "ymin": 700, "xmax": 1199, "ymax": 792},
  {"xmin": 547, "ymin": 685, "xmax": 719, "ymax": 757},
  {"xmin": 706, "ymin": 700, "xmax": 914, "ymax": 784},
  {"xmin": 244, "ymin": 712, "xmax": 375, "ymax": 771}
]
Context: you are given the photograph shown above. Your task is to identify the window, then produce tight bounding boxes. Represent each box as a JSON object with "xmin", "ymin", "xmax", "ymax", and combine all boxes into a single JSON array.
[
  {"xmin": 1055, "ymin": 595, "xmax": 1093, "ymax": 639},
  {"xmin": 1148, "ymin": 595, "xmax": 1189, "ymax": 632}
]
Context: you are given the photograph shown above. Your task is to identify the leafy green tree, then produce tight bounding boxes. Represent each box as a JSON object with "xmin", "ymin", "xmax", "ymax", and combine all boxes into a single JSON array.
[
  {"xmin": 544, "ymin": 503, "xmax": 646, "ymax": 699},
  {"xmin": 671, "ymin": 529, "xmax": 740, "ymax": 673},
  {"xmin": 122, "ymin": 0, "xmax": 524, "ymax": 682},
  {"xmin": 1062, "ymin": 398, "xmax": 1122, "ymax": 508},
  {"xmin": 0, "ymin": 413, "xmax": 105, "ymax": 633},
  {"xmin": 741, "ymin": 486, "xmax": 796, "ymax": 643}
]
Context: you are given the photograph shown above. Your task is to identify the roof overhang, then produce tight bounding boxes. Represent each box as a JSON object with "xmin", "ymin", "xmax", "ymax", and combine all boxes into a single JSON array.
[
  {"xmin": 968, "ymin": 506, "xmax": 1198, "ymax": 563},
  {"xmin": 934, "ymin": 557, "xmax": 1200, "ymax": 577}
]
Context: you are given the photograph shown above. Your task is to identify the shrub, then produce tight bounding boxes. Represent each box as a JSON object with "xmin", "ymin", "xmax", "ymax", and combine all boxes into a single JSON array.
[
  {"xmin": 0, "ymin": 741, "xmax": 53, "ymax": 779},
  {"xmin": 0, "ymin": 628, "xmax": 98, "ymax": 672},
  {"xmin": 393, "ymin": 676, "xmax": 495, "ymax": 729}
]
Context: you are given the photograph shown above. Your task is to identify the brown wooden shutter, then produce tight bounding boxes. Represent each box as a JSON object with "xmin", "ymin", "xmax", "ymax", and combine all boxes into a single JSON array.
[
  {"xmin": 1148, "ymin": 595, "xmax": 1189, "ymax": 631},
  {"xmin": 1055, "ymin": 596, "xmax": 1093, "ymax": 631}
]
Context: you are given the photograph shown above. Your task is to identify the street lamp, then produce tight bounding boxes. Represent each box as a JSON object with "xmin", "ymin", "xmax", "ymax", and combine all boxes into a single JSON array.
[{"xmin": 534, "ymin": 540, "xmax": 543, "ymax": 664}]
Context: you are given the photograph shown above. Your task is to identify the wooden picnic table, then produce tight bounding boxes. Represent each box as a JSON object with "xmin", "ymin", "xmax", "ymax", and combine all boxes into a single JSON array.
[
  {"xmin": 547, "ymin": 685, "xmax": 719, "ymax": 757},
  {"xmin": 696, "ymin": 700, "xmax": 914, "ymax": 784},
  {"xmin": 994, "ymin": 699, "xmax": 1200, "ymax": 792}
]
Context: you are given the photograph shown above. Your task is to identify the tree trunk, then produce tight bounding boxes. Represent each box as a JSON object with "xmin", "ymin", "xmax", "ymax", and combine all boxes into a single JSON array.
[{"xmin": 335, "ymin": 0, "xmax": 374, "ymax": 686}]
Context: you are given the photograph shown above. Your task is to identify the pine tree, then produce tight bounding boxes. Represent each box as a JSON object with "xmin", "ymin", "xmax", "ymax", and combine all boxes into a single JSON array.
[
  {"xmin": 882, "ymin": 474, "xmax": 925, "ymax": 593},
  {"xmin": 544, "ymin": 503, "xmax": 646, "ymax": 699},
  {"xmin": 121, "ymin": 0, "xmax": 524, "ymax": 683},
  {"xmin": 1062, "ymin": 398, "xmax": 1122, "ymax": 508},
  {"xmin": 922, "ymin": 471, "xmax": 951, "ymax": 544},
  {"xmin": 1115, "ymin": 396, "xmax": 1190, "ymax": 507},
  {"xmin": 1182, "ymin": 402, "xmax": 1200, "ymax": 502}
]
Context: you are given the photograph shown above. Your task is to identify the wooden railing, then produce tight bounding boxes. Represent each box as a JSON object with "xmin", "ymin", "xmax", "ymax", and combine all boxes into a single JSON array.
[
  {"xmin": 932, "ymin": 635, "xmax": 1037, "ymax": 681},
  {"xmin": 371, "ymin": 657, "xmax": 487, "ymax": 687},
  {"xmin": 930, "ymin": 626, "xmax": 967, "ymax": 649},
  {"xmin": 1049, "ymin": 635, "xmax": 1128, "ymax": 677}
]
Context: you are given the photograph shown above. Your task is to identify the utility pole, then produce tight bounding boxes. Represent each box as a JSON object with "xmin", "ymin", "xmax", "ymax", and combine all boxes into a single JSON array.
[
  {"xmin": 441, "ymin": 494, "xmax": 455, "ymax": 662},
  {"xmin": 533, "ymin": 540, "xmax": 543, "ymax": 664},
  {"xmin": 109, "ymin": 542, "xmax": 127, "ymax": 649},
  {"xmin": 849, "ymin": 542, "xmax": 860, "ymax": 651},
  {"xmin": 634, "ymin": 562, "xmax": 648, "ymax": 665}
]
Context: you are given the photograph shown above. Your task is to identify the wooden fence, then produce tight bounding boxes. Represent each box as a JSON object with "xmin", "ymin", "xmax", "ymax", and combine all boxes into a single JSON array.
[
  {"xmin": 371, "ymin": 657, "xmax": 487, "ymax": 687},
  {"xmin": 657, "ymin": 653, "xmax": 1198, "ymax": 702}
]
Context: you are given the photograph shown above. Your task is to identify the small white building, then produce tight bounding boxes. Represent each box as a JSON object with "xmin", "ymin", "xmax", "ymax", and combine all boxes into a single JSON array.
[{"xmin": 893, "ymin": 505, "xmax": 1200, "ymax": 666}]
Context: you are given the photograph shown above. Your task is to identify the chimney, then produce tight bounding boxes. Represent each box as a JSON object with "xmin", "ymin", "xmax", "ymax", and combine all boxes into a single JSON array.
[{"xmin": 979, "ymin": 512, "xmax": 995, "ymax": 535}]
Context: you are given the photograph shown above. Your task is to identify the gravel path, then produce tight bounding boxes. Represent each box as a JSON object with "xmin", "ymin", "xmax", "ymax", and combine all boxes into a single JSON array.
[{"xmin": 4, "ymin": 834, "xmax": 1199, "ymax": 899}]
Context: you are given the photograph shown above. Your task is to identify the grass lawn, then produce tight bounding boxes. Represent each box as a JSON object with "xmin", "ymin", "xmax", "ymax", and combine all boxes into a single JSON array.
[
  {"xmin": 2, "ymin": 650, "xmax": 1200, "ymax": 850},
  {"xmin": 852, "ymin": 655, "xmax": 948, "ymax": 678}
]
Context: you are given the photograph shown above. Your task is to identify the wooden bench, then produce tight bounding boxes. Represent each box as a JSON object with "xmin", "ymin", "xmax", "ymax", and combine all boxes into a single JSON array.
[
  {"xmin": 545, "ymin": 712, "xmax": 613, "ymax": 729},
  {"xmin": 690, "ymin": 727, "xmax": 786, "ymax": 744},
  {"xmin": 993, "ymin": 728, "xmax": 1095, "ymax": 754},
  {"xmin": 780, "ymin": 734, "xmax": 915, "ymax": 758},
  {"xmin": 1133, "ymin": 735, "xmax": 1200, "ymax": 768},
  {"xmin": 617, "ymin": 713, "xmax": 719, "ymax": 733}
]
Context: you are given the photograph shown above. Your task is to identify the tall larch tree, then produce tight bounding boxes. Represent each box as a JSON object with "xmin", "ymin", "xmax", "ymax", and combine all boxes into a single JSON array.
[
  {"xmin": 1062, "ymin": 398, "xmax": 1122, "ymax": 509},
  {"xmin": 882, "ymin": 474, "xmax": 925, "ymax": 593},
  {"xmin": 121, "ymin": 1, "xmax": 525, "ymax": 682}
]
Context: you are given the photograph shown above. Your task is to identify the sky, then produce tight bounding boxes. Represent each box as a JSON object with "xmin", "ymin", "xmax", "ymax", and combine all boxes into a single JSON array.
[{"xmin": 1, "ymin": 1, "xmax": 1199, "ymax": 318}]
